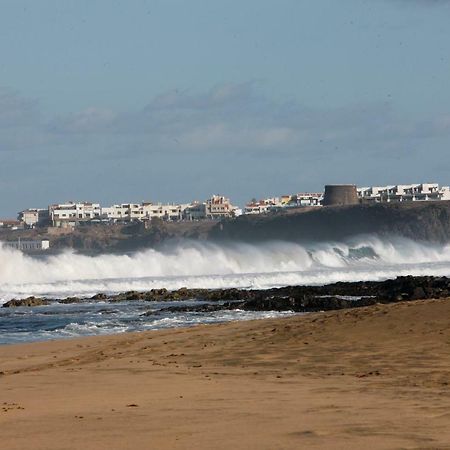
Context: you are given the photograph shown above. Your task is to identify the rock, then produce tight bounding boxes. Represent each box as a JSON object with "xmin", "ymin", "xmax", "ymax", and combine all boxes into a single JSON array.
[
  {"xmin": 139, "ymin": 276, "xmax": 450, "ymax": 315},
  {"xmin": 411, "ymin": 287, "xmax": 426, "ymax": 300},
  {"xmin": 5, "ymin": 275, "xmax": 448, "ymax": 313},
  {"xmin": 58, "ymin": 297, "xmax": 83, "ymax": 304},
  {"xmin": 2, "ymin": 297, "xmax": 50, "ymax": 308},
  {"xmin": 91, "ymin": 293, "xmax": 108, "ymax": 300}
]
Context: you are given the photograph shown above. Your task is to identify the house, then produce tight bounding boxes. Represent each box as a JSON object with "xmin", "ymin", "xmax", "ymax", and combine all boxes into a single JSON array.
[
  {"xmin": 50, "ymin": 202, "xmax": 101, "ymax": 227},
  {"xmin": 358, "ymin": 184, "xmax": 450, "ymax": 203},
  {"xmin": 101, "ymin": 202, "xmax": 190, "ymax": 222},
  {"xmin": 18, "ymin": 208, "xmax": 50, "ymax": 228},
  {"xmin": 0, "ymin": 220, "xmax": 23, "ymax": 230},
  {"xmin": 183, "ymin": 202, "xmax": 207, "ymax": 220},
  {"xmin": 144, "ymin": 203, "xmax": 189, "ymax": 221},
  {"xmin": 205, "ymin": 195, "xmax": 237, "ymax": 219}
]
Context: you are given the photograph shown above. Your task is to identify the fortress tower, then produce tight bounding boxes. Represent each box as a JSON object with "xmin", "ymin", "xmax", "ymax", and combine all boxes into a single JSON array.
[{"xmin": 322, "ymin": 184, "xmax": 359, "ymax": 206}]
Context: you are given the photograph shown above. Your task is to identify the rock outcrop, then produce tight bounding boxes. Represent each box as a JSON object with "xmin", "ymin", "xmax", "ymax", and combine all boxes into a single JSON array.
[
  {"xmin": 4, "ymin": 276, "xmax": 450, "ymax": 313},
  {"xmin": 3, "ymin": 297, "xmax": 50, "ymax": 308}
]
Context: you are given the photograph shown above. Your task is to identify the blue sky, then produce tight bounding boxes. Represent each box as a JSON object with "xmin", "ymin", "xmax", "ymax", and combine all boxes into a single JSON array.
[{"xmin": 1, "ymin": 0, "xmax": 450, "ymax": 215}]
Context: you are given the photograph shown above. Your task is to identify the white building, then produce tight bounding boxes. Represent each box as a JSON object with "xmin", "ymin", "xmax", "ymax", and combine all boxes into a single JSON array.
[
  {"xmin": 244, "ymin": 192, "xmax": 323, "ymax": 215},
  {"xmin": 25, "ymin": 195, "xmax": 239, "ymax": 228},
  {"xmin": 143, "ymin": 203, "xmax": 190, "ymax": 221},
  {"xmin": 50, "ymin": 202, "xmax": 101, "ymax": 227},
  {"xmin": 0, "ymin": 220, "xmax": 23, "ymax": 230},
  {"xmin": 294, "ymin": 192, "xmax": 323, "ymax": 207},
  {"xmin": 244, "ymin": 201, "xmax": 273, "ymax": 215},
  {"xmin": 358, "ymin": 183, "xmax": 450, "ymax": 203},
  {"xmin": 205, "ymin": 195, "xmax": 238, "ymax": 219},
  {"xmin": 101, "ymin": 202, "xmax": 190, "ymax": 222},
  {"xmin": 101, "ymin": 204, "xmax": 131, "ymax": 222},
  {"xmin": 3, "ymin": 239, "xmax": 50, "ymax": 251},
  {"xmin": 18, "ymin": 208, "xmax": 50, "ymax": 228},
  {"xmin": 101, "ymin": 203, "xmax": 145, "ymax": 222}
]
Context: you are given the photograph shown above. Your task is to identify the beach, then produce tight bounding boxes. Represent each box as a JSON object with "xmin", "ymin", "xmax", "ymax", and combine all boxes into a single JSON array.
[{"xmin": 1, "ymin": 298, "xmax": 450, "ymax": 450}]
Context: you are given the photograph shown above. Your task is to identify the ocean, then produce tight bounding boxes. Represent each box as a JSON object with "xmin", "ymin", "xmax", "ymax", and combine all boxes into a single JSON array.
[{"xmin": 1, "ymin": 235, "xmax": 450, "ymax": 344}]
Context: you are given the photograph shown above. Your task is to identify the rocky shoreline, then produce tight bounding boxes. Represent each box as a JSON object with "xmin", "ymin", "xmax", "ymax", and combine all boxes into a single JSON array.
[{"xmin": 3, "ymin": 275, "xmax": 450, "ymax": 313}]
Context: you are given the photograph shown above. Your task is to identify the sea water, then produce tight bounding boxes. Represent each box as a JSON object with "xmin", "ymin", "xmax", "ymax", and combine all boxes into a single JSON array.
[{"xmin": 1, "ymin": 235, "xmax": 450, "ymax": 344}]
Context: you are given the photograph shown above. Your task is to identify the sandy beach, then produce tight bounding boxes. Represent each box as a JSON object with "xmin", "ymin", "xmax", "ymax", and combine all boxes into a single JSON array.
[{"xmin": 1, "ymin": 298, "xmax": 450, "ymax": 450}]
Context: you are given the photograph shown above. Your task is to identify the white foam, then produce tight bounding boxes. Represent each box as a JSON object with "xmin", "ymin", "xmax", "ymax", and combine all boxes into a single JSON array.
[{"xmin": 1, "ymin": 236, "xmax": 450, "ymax": 302}]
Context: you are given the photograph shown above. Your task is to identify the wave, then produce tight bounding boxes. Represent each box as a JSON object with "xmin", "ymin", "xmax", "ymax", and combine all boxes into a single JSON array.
[{"xmin": 1, "ymin": 236, "xmax": 450, "ymax": 301}]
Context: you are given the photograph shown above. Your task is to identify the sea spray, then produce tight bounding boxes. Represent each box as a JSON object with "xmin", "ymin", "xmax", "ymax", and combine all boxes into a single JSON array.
[{"xmin": 1, "ymin": 236, "xmax": 450, "ymax": 301}]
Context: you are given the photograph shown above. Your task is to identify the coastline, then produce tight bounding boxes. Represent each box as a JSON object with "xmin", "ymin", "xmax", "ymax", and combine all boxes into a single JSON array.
[
  {"xmin": 1, "ymin": 297, "xmax": 450, "ymax": 449},
  {"xmin": 4, "ymin": 201, "xmax": 450, "ymax": 254}
]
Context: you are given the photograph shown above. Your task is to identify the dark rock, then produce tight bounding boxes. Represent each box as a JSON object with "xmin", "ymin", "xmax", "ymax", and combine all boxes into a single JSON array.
[
  {"xmin": 91, "ymin": 293, "xmax": 108, "ymax": 300},
  {"xmin": 2, "ymin": 297, "xmax": 50, "ymax": 308},
  {"xmin": 58, "ymin": 297, "xmax": 83, "ymax": 304},
  {"xmin": 139, "ymin": 276, "xmax": 450, "ymax": 314},
  {"xmin": 4, "ymin": 275, "xmax": 449, "ymax": 313}
]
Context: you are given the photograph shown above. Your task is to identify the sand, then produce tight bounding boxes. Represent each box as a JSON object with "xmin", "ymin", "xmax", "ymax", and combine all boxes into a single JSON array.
[{"xmin": 1, "ymin": 298, "xmax": 450, "ymax": 450}]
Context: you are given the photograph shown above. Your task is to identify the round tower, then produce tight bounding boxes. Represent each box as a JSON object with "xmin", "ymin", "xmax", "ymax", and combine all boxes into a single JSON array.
[{"xmin": 322, "ymin": 184, "xmax": 358, "ymax": 206}]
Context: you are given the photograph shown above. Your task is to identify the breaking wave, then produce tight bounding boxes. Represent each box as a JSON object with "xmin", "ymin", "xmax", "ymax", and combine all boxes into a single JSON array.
[{"xmin": 1, "ymin": 236, "xmax": 450, "ymax": 302}]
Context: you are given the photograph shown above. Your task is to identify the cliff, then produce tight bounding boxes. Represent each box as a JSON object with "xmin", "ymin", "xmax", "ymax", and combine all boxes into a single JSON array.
[{"xmin": 209, "ymin": 201, "xmax": 450, "ymax": 243}]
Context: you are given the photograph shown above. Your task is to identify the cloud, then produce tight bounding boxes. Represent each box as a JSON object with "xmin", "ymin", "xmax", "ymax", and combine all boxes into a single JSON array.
[
  {"xmin": 2, "ymin": 82, "xmax": 450, "ymax": 214},
  {"xmin": 45, "ymin": 83, "xmax": 396, "ymax": 154},
  {"xmin": 17, "ymin": 81, "xmax": 448, "ymax": 164},
  {"xmin": 4, "ymin": 82, "xmax": 450, "ymax": 160}
]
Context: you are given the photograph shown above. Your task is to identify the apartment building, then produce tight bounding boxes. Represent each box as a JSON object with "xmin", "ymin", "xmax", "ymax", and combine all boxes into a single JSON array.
[
  {"xmin": 244, "ymin": 201, "xmax": 272, "ymax": 215},
  {"xmin": 183, "ymin": 202, "xmax": 207, "ymax": 220},
  {"xmin": 244, "ymin": 192, "xmax": 323, "ymax": 215},
  {"xmin": 101, "ymin": 202, "xmax": 190, "ymax": 222},
  {"xmin": 101, "ymin": 203, "xmax": 145, "ymax": 222},
  {"xmin": 17, "ymin": 208, "xmax": 50, "ymax": 228},
  {"xmin": 143, "ymin": 203, "xmax": 190, "ymax": 221},
  {"xmin": 244, "ymin": 197, "xmax": 280, "ymax": 215},
  {"xmin": 50, "ymin": 202, "xmax": 101, "ymax": 227},
  {"xmin": 358, "ymin": 183, "xmax": 450, "ymax": 203},
  {"xmin": 294, "ymin": 192, "xmax": 323, "ymax": 207},
  {"xmin": 205, "ymin": 195, "xmax": 237, "ymax": 219}
]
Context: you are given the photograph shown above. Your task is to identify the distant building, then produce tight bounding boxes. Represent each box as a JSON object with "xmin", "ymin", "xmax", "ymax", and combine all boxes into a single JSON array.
[
  {"xmin": 291, "ymin": 193, "xmax": 323, "ymax": 207},
  {"xmin": 244, "ymin": 197, "xmax": 281, "ymax": 215},
  {"xmin": 50, "ymin": 202, "xmax": 101, "ymax": 227},
  {"xmin": 143, "ymin": 203, "xmax": 189, "ymax": 221},
  {"xmin": 101, "ymin": 202, "xmax": 190, "ymax": 222},
  {"xmin": 244, "ymin": 201, "xmax": 272, "ymax": 215},
  {"xmin": 18, "ymin": 208, "xmax": 50, "ymax": 228},
  {"xmin": 205, "ymin": 195, "xmax": 237, "ymax": 219},
  {"xmin": 322, "ymin": 185, "xmax": 359, "ymax": 206},
  {"xmin": 101, "ymin": 203, "xmax": 144, "ymax": 222},
  {"xmin": 183, "ymin": 202, "xmax": 207, "ymax": 220},
  {"xmin": 3, "ymin": 239, "xmax": 50, "ymax": 251},
  {"xmin": 244, "ymin": 192, "xmax": 323, "ymax": 215},
  {"xmin": 20, "ymin": 194, "xmax": 239, "ymax": 227},
  {"xmin": 358, "ymin": 183, "xmax": 450, "ymax": 203},
  {"xmin": 0, "ymin": 220, "xmax": 23, "ymax": 230}
]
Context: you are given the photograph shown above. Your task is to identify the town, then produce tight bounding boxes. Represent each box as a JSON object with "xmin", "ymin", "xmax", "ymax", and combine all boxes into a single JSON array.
[{"xmin": 1, "ymin": 182, "xmax": 449, "ymax": 231}]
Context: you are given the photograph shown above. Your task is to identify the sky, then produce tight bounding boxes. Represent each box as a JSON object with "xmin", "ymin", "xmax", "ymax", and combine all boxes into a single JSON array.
[{"xmin": 1, "ymin": 0, "xmax": 450, "ymax": 216}]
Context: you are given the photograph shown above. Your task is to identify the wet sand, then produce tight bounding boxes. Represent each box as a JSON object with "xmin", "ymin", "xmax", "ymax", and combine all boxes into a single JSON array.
[{"xmin": 1, "ymin": 298, "xmax": 450, "ymax": 449}]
